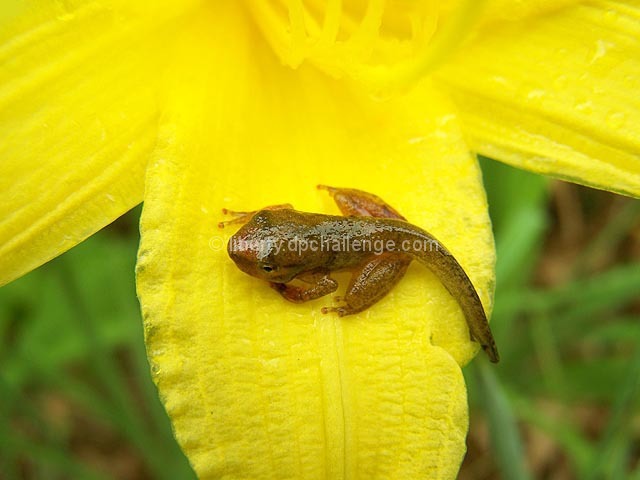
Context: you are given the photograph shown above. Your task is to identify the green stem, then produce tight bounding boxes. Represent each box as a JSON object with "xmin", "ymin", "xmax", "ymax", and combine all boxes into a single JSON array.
[{"xmin": 472, "ymin": 360, "xmax": 531, "ymax": 480}]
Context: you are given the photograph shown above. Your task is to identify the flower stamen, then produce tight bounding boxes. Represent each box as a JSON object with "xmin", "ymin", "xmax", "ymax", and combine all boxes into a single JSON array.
[{"xmin": 246, "ymin": 0, "xmax": 486, "ymax": 93}]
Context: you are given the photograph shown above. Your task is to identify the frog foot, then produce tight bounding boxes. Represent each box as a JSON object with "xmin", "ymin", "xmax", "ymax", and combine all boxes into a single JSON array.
[{"xmin": 321, "ymin": 305, "xmax": 351, "ymax": 317}]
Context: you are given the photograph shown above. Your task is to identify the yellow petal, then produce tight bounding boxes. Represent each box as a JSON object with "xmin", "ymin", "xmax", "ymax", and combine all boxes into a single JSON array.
[
  {"xmin": 0, "ymin": 0, "xmax": 198, "ymax": 286},
  {"xmin": 137, "ymin": 3, "xmax": 494, "ymax": 478},
  {"xmin": 478, "ymin": 0, "xmax": 582, "ymax": 25},
  {"xmin": 435, "ymin": 1, "xmax": 640, "ymax": 197}
]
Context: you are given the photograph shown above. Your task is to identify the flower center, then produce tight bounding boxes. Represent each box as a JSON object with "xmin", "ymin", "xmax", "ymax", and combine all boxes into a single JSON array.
[{"xmin": 246, "ymin": 0, "xmax": 486, "ymax": 92}]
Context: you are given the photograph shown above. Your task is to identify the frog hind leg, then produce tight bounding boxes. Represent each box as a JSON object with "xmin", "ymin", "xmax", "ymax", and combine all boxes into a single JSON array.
[
  {"xmin": 218, "ymin": 203, "xmax": 293, "ymax": 228},
  {"xmin": 317, "ymin": 184, "xmax": 412, "ymax": 316},
  {"xmin": 317, "ymin": 184, "xmax": 406, "ymax": 220},
  {"xmin": 271, "ymin": 270, "xmax": 338, "ymax": 303},
  {"xmin": 321, "ymin": 253, "xmax": 411, "ymax": 317}
]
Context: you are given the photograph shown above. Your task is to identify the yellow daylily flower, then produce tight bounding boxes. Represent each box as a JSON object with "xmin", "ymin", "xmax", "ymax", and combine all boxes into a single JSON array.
[{"xmin": 1, "ymin": 1, "xmax": 639, "ymax": 478}]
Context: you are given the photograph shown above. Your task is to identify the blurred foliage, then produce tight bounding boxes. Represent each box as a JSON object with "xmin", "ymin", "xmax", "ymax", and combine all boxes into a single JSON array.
[
  {"xmin": 0, "ymin": 206, "xmax": 196, "ymax": 479},
  {"xmin": 0, "ymin": 159, "xmax": 639, "ymax": 479},
  {"xmin": 461, "ymin": 159, "xmax": 640, "ymax": 479}
]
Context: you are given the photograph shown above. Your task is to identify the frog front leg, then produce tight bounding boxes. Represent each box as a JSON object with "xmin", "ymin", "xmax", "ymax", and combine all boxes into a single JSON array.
[
  {"xmin": 271, "ymin": 270, "xmax": 338, "ymax": 303},
  {"xmin": 218, "ymin": 203, "xmax": 293, "ymax": 228},
  {"xmin": 321, "ymin": 253, "xmax": 412, "ymax": 316}
]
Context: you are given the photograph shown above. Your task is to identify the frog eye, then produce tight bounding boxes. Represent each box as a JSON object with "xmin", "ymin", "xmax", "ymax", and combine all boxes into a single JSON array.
[{"xmin": 261, "ymin": 264, "xmax": 277, "ymax": 273}]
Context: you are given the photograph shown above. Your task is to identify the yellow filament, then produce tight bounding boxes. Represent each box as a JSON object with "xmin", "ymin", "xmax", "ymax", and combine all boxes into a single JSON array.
[
  {"xmin": 347, "ymin": 0, "xmax": 386, "ymax": 57},
  {"xmin": 287, "ymin": 0, "xmax": 308, "ymax": 61},
  {"xmin": 411, "ymin": 0, "xmax": 439, "ymax": 48},
  {"xmin": 246, "ymin": 0, "xmax": 302, "ymax": 67},
  {"xmin": 320, "ymin": 0, "xmax": 342, "ymax": 45}
]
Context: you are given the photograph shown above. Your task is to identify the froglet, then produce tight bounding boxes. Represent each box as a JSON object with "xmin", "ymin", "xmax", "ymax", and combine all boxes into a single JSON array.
[{"xmin": 220, "ymin": 185, "xmax": 499, "ymax": 363}]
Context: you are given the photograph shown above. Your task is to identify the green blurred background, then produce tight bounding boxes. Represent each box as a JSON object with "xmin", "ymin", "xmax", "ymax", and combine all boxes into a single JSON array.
[{"xmin": 1, "ymin": 158, "xmax": 639, "ymax": 479}]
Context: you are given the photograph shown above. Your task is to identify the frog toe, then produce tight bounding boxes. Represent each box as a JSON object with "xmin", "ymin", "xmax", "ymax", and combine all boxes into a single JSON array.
[{"xmin": 321, "ymin": 305, "xmax": 352, "ymax": 317}]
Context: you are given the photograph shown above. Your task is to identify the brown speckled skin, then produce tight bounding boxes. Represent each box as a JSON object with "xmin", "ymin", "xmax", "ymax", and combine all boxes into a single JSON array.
[{"xmin": 225, "ymin": 187, "xmax": 499, "ymax": 363}]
